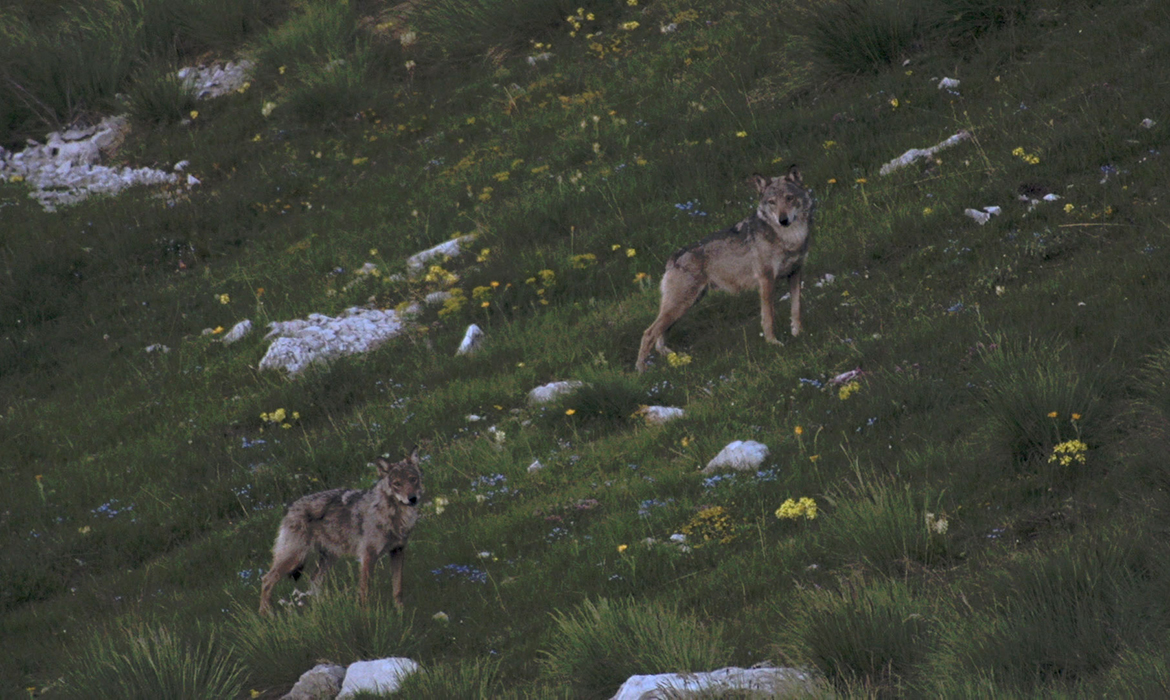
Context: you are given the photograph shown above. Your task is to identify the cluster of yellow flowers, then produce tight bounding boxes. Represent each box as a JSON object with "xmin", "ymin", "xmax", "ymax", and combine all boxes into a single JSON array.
[
  {"xmin": 681, "ymin": 506, "xmax": 738, "ymax": 545},
  {"xmin": 260, "ymin": 408, "xmax": 300, "ymax": 429},
  {"xmin": 667, "ymin": 352, "xmax": 693, "ymax": 367},
  {"xmin": 1012, "ymin": 146, "xmax": 1041, "ymax": 165},
  {"xmin": 571, "ymin": 253, "xmax": 598, "ymax": 269},
  {"xmin": 775, "ymin": 497, "xmax": 818, "ymax": 521},
  {"xmin": 438, "ymin": 288, "xmax": 466, "ymax": 317},
  {"xmin": 838, "ymin": 381, "xmax": 861, "ymax": 401},
  {"xmin": 1049, "ymin": 439, "xmax": 1088, "ymax": 466},
  {"xmin": 424, "ymin": 264, "xmax": 458, "ymax": 286}
]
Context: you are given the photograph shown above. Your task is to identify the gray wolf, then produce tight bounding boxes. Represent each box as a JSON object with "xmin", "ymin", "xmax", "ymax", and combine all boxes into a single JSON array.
[
  {"xmin": 636, "ymin": 166, "xmax": 814, "ymax": 372},
  {"xmin": 258, "ymin": 449, "xmax": 423, "ymax": 614}
]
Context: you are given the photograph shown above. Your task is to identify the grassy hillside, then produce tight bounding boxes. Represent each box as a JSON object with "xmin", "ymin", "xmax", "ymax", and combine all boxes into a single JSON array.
[{"xmin": 2, "ymin": 0, "xmax": 1169, "ymax": 696}]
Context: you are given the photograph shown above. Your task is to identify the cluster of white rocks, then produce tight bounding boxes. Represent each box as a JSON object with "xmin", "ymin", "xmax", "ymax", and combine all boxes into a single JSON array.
[
  {"xmin": 0, "ymin": 116, "xmax": 198, "ymax": 212},
  {"xmin": 283, "ymin": 658, "xmax": 819, "ymax": 699},
  {"xmin": 258, "ymin": 306, "xmax": 418, "ymax": 376},
  {"xmin": 176, "ymin": 59, "xmax": 255, "ymax": 99}
]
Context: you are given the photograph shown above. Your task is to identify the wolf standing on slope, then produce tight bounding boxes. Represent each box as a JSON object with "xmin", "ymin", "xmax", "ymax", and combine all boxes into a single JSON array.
[
  {"xmin": 636, "ymin": 166, "xmax": 814, "ymax": 372},
  {"xmin": 258, "ymin": 449, "xmax": 423, "ymax": 614}
]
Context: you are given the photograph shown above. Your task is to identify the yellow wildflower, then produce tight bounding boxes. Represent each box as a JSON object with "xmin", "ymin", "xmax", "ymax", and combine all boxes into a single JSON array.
[
  {"xmin": 1048, "ymin": 439, "xmax": 1088, "ymax": 466},
  {"xmin": 1048, "ymin": 411, "xmax": 1059, "ymax": 418},
  {"xmin": 620, "ymin": 21, "xmax": 639, "ymax": 30},
  {"xmin": 189, "ymin": 110, "xmax": 199, "ymax": 120},
  {"xmin": 1071, "ymin": 413, "xmax": 1082, "ymax": 421},
  {"xmin": 626, "ymin": 248, "xmax": 636, "ymax": 257},
  {"xmin": 794, "ymin": 425, "xmax": 804, "ymax": 436},
  {"xmin": 735, "ymin": 131, "xmax": 747, "ymax": 138},
  {"xmin": 667, "ymin": 352, "xmax": 692, "ymax": 367},
  {"xmin": 617, "ymin": 544, "xmax": 628, "ymax": 553},
  {"xmin": 565, "ymin": 409, "xmax": 576, "ymax": 415},
  {"xmin": 838, "ymin": 381, "xmax": 861, "ymax": 401},
  {"xmin": 775, "ymin": 497, "xmax": 818, "ymax": 520},
  {"xmin": 218, "ymin": 293, "xmax": 230, "ymax": 304}
]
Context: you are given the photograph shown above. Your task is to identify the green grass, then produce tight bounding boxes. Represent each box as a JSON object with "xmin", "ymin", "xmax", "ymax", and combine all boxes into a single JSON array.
[{"xmin": 2, "ymin": 0, "xmax": 1170, "ymax": 696}]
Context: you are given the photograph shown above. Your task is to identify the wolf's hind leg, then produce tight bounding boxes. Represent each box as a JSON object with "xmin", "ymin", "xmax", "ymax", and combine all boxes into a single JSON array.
[{"xmin": 636, "ymin": 273, "xmax": 704, "ymax": 372}]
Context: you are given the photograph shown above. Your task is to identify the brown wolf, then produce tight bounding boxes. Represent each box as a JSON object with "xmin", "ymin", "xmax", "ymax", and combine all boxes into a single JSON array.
[
  {"xmin": 258, "ymin": 449, "xmax": 423, "ymax": 614},
  {"xmin": 636, "ymin": 166, "xmax": 814, "ymax": 372}
]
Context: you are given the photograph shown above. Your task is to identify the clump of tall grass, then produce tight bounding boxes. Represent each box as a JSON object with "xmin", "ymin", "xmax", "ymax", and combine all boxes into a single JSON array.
[
  {"xmin": 412, "ymin": 0, "xmax": 615, "ymax": 64},
  {"xmin": 817, "ymin": 469, "xmax": 952, "ymax": 574},
  {"xmin": 934, "ymin": 532, "xmax": 1166, "ymax": 691},
  {"xmin": 392, "ymin": 656, "xmax": 503, "ymax": 700},
  {"xmin": 781, "ymin": 577, "xmax": 933, "ymax": 694},
  {"xmin": 977, "ymin": 338, "xmax": 1107, "ymax": 469},
  {"xmin": 936, "ymin": 0, "xmax": 1031, "ymax": 39},
  {"xmin": 253, "ymin": 1, "xmax": 404, "ymax": 121},
  {"xmin": 230, "ymin": 593, "xmax": 418, "ymax": 692},
  {"xmin": 0, "ymin": 4, "xmax": 137, "ymax": 138},
  {"xmin": 796, "ymin": 0, "xmax": 931, "ymax": 76},
  {"xmin": 126, "ymin": 63, "xmax": 199, "ymax": 126},
  {"xmin": 60, "ymin": 623, "xmax": 246, "ymax": 700},
  {"xmin": 541, "ymin": 597, "xmax": 728, "ymax": 700}
]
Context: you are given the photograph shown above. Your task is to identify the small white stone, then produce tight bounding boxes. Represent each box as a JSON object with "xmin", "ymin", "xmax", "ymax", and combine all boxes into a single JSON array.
[
  {"xmin": 221, "ymin": 319, "xmax": 253, "ymax": 345},
  {"xmin": 527, "ymin": 459, "xmax": 545, "ymax": 473},
  {"xmin": 637, "ymin": 405, "xmax": 685, "ymax": 425},
  {"xmin": 456, "ymin": 324, "xmax": 485, "ymax": 355},
  {"xmin": 703, "ymin": 440, "xmax": 770, "ymax": 473},
  {"xmin": 527, "ymin": 380, "xmax": 585, "ymax": 405},
  {"xmin": 337, "ymin": 658, "xmax": 420, "ymax": 699}
]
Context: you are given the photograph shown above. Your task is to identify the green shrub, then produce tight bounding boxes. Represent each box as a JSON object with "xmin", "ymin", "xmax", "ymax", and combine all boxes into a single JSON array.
[
  {"xmin": 230, "ymin": 594, "xmax": 417, "ymax": 693},
  {"xmin": 61, "ymin": 623, "xmax": 246, "ymax": 700},
  {"xmin": 541, "ymin": 597, "xmax": 727, "ymax": 700},
  {"xmin": 782, "ymin": 578, "xmax": 933, "ymax": 693}
]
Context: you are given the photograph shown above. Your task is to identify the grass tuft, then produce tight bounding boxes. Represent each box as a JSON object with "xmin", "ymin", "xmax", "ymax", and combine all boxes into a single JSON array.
[
  {"xmin": 781, "ymin": 578, "xmax": 933, "ymax": 694},
  {"xmin": 60, "ymin": 623, "xmax": 245, "ymax": 700},
  {"xmin": 541, "ymin": 597, "xmax": 728, "ymax": 699},
  {"xmin": 229, "ymin": 594, "xmax": 418, "ymax": 693}
]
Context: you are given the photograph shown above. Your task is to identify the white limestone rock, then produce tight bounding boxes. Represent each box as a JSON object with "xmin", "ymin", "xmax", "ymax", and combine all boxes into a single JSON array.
[
  {"xmin": 610, "ymin": 665, "xmax": 820, "ymax": 700},
  {"xmin": 878, "ymin": 130, "xmax": 972, "ymax": 176},
  {"xmin": 702, "ymin": 440, "xmax": 770, "ymax": 473},
  {"xmin": 456, "ymin": 324, "xmax": 485, "ymax": 355},
  {"xmin": 406, "ymin": 235, "xmax": 477, "ymax": 275},
  {"xmin": 258, "ymin": 306, "xmax": 416, "ymax": 376},
  {"xmin": 337, "ymin": 658, "xmax": 420, "ymax": 698},
  {"xmin": 221, "ymin": 319, "xmax": 253, "ymax": 345},
  {"xmin": 527, "ymin": 380, "xmax": 586, "ymax": 405},
  {"xmin": 281, "ymin": 663, "xmax": 346, "ymax": 700},
  {"xmin": 637, "ymin": 405, "xmax": 685, "ymax": 425}
]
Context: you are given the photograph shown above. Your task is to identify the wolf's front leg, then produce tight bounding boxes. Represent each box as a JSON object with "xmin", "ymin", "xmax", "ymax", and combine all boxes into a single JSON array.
[
  {"xmin": 389, "ymin": 547, "xmax": 405, "ymax": 608},
  {"xmin": 757, "ymin": 273, "xmax": 781, "ymax": 344},
  {"xmin": 788, "ymin": 269, "xmax": 803, "ymax": 337}
]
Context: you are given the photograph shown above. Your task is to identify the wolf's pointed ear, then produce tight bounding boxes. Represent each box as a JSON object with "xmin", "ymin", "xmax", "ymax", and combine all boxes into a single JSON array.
[
  {"xmin": 374, "ymin": 457, "xmax": 393, "ymax": 477},
  {"xmin": 751, "ymin": 173, "xmax": 770, "ymax": 193},
  {"xmin": 407, "ymin": 446, "xmax": 420, "ymax": 466},
  {"xmin": 784, "ymin": 165, "xmax": 802, "ymax": 184}
]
